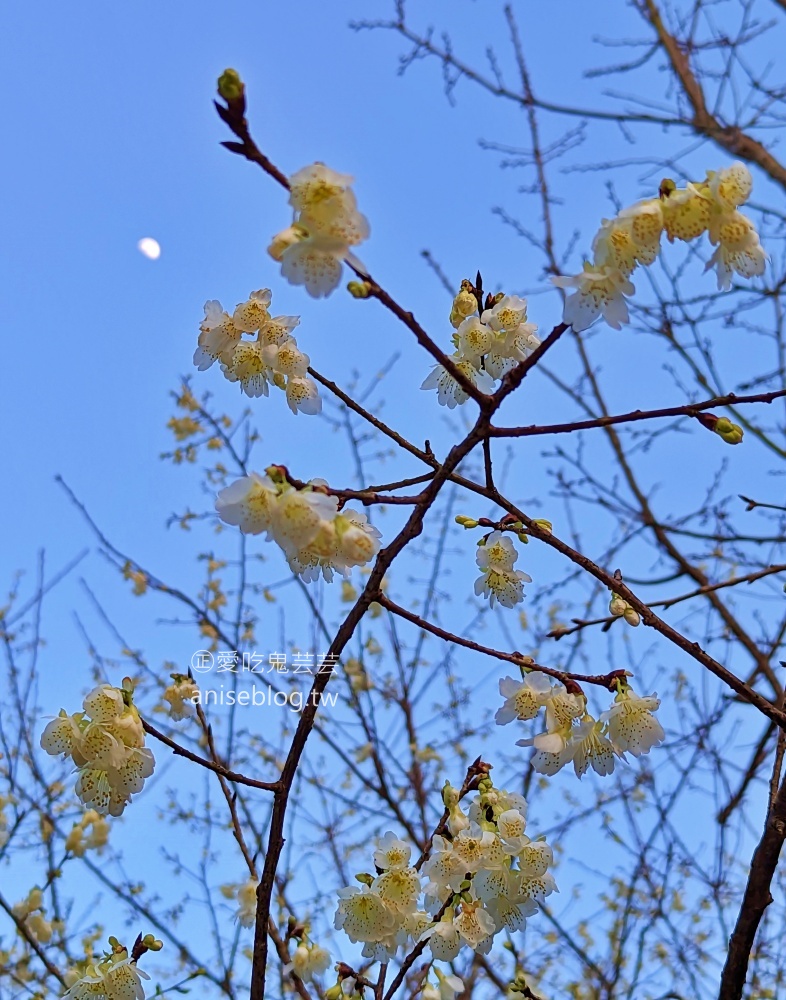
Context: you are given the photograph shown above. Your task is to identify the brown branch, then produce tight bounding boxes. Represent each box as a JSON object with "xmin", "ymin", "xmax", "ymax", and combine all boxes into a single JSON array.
[
  {"xmin": 249, "ymin": 411, "xmax": 491, "ymax": 1000},
  {"xmin": 491, "ymin": 388, "xmax": 786, "ymax": 438},
  {"xmin": 274, "ymin": 464, "xmax": 425, "ymax": 507},
  {"xmin": 717, "ymin": 722, "xmax": 776, "ymax": 826},
  {"xmin": 468, "ymin": 491, "xmax": 786, "ymax": 729},
  {"xmin": 0, "ymin": 890, "xmax": 68, "ymax": 988},
  {"xmin": 141, "ymin": 718, "xmax": 279, "ymax": 792},
  {"xmin": 216, "ymin": 96, "xmax": 488, "ymax": 406},
  {"xmin": 637, "ymin": 0, "xmax": 786, "ymax": 191},
  {"xmin": 375, "ymin": 594, "xmax": 628, "ymax": 691},
  {"xmin": 718, "ymin": 775, "xmax": 786, "ymax": 1000},
  {"xmin": 356, "ymin": 13, "xmax": 683, "ymax": 126},
  {"xmin": 309, "ymin": 366, "xmax": 437, "ymax": 467}
]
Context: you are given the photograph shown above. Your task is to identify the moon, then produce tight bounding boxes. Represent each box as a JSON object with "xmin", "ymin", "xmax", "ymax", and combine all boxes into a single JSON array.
[{"xmin": 137, "ymin": 237, "xmax": 161, "ymax": 260}]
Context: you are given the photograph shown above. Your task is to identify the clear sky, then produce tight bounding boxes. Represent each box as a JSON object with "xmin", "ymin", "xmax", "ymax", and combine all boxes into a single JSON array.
[
  {"xmin": 2, "ymin": 1, "xmax": 783, "ymax": 992},
  {"xmin": 1, "ymin": 0, "xmax": 622, "ymax": 672},
  {"xmin": 4, "ymin": 0, "xmax": 772, "ymax": 644}
]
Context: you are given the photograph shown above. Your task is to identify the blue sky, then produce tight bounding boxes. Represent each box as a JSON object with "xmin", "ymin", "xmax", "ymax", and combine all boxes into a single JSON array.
[
  {"xmin": 5, "ymin": 0, "xmax": 768, "ymax": 623},
  {"xmin": 2, "ymin": 1, "xmax": 784, "ymax": 991},
  {"xmin": 1, "ymin": 0, "xmax": 612, "ymax": 669}
]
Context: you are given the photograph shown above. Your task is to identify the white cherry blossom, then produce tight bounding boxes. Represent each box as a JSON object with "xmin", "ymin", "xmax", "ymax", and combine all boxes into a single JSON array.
[
  {"xmin": 602, "ymin": 687, "xmax": 665, "ymax": 756},
  {"xmin": 495, "ymin": 672, "xmax": 553, "ymax": 725},
  {"xmin": 552, "ymin": 264, "xmax": 635, "ymax": 332},
  {"xmin": 421, "ymin": 356, "xmax": 494, "ymax": 408}
]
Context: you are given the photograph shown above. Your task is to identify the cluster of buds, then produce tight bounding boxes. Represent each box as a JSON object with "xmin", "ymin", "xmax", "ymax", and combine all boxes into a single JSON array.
[
  {"xmin": 553, "ymin": 162, "xmax": 766, "ymax": 331},
  {"xmin": 215, "ymin": 467, "xmax": 381, "ymax": 583},
  {"xmin": 40, "ymin": 681, "xmax": 154, "ymax": 816},
  {"xmin": 696, "ymin": 411, "xmax": 744, "ymax": 445},
  {"xmin": 608, "ymin": 592, "xmax": 641, "ymax": 627},
  {"xmin": 194, "ymin": 288, "xmax": 320, "ymax": 413},
  {"xmin": 422, "ymin": 281, "xmax": 541, "ymax": 408}
]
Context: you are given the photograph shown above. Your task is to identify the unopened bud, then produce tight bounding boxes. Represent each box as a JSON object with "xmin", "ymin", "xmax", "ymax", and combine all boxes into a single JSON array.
[
  {"xmin": 442, "ymin": 780, "xmax": 460, "ymax": 809},
  {"xmin": 532, "ymin": 518, "xmax": 552, "ymax": 534},
  {"xmin": 450, "ymin": 286, "xmax": 478, "ymax": 328},
  {"xmin": 697, "ymin": 411, "xmax": 744, "ymax": 444},
  {"xmin": 347, "ymin": 280, "xmax": 371, "ymax": 299},
  {"xmin": 609, "ymin": 594, "xmax": 627, "ymax": 617},
  {"xmin": 354, "ymin": 872, "xmax": 374, "ymax": 886},
  {"xmin": 447, "ymin": 804, "xmax": 469, "ymax": 835},
  {"xmin": 714, "ymin": 417, "xmax": 744, "ymax": 445},
  {"xmin": 326, "ymin": 984, "xmax": 344, "ymax": 1000},
  {"xmin": 217, "ymin": 69, "xmax": 244, "ymax": 104},
  {"xmin": 517, "ymin": 532, "xmax": 530, "ymax": 544},
  {"xmin": 455, "ymin": 515, "xmax": 479, "ymax": 529},
  {"xmin": 623, "ymin": 607, "xmax": 641, "ymax": 627}
]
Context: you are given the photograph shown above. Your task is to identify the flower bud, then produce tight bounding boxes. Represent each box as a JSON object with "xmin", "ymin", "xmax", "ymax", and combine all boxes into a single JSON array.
[
  {"xmin": 623, "ymin": 606, "xmax": 641, "ymax": 627},
  {"xmin": 217, "ymin": 69, "xmax": 244, "ymax": 103},
  {"xmin": 450, "ymin": 285, "xmax": 478, "ymax": 328},
  {"xmin": 532, "ymin": 518, "xmax": 553, "ymax": 534},
  {"xmin": 447, "ymin": 803, "xmax": 469, "ymax": 835},
  {"xmin": 713, "ymin": 417, "xmax": 744, "ymax": 445},
  {"xmin": 441, "ymin": 780, "xmax": 460, "ymax": 808},
  {"xmin": 354, "ymin": 872, "xmax": 374, "ymax": 886},
  {"xmin": 347, "ymin": 280, "xmax": 371, "ymax": 299},
  {"xmin": 609, "ymin": 594, "xmax": 627, "ymax": 617},
  {"xmin": 455, "ymin": 515, "xmax": 479, "ymax": 529},
  {"xmin": 696, "ymin": 412, "xmax": 743, "ymax": 445}
]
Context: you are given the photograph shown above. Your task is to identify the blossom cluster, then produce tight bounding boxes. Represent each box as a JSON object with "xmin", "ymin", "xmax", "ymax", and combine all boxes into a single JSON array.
[
  {"xmin": 12, "ymin": 888, "xmax": 60, "ymax": 944},
  {"xmin": 221, "ymin": 875, "xmax": 332, "ymax": 982},
  {"xmin": 63, "ymin": 939, "xmax": 151, "ymax": 1000},
  {"xmin": 422, "ymin": 284, "xmax": 541, "ymax": 408},
  {"xmin": 0, "ymin": 793, "xmax": 13, "ymax": 848},
  {"xmin": 65, "ymin": 809, "xmax": 110, "ymax": 856},
  {"xmin": 194, "ymin": 288, "xmax": 320, "ymax": 412},
  {"xmin": 269, "ymin": 163, "xmax": 370, "ymax": 298},
  {"xmin": 221, "ymin": 878, "xmax": 258, "ymax": 927},
  {"xmin": 284, "ymin": 939, "xmax": 332, "ymax": 983},
  {"xmin": 334, "ymin": 776, "xmax": 555, "ymax": 968},
  {"xmin": 162, "ymin": 674, "xmax": 200, "ymax": 720},
  {"xmin": 553, "ymin": 162, "xmax": 766, "ymax": 331},
  {"xmin": 497, "ymin": 674, "xmax": 664, "ymax": 777},
  {"xmin": 216, "ymin": 468, "xmax": 381, "ymax": 582},
  {"xmin": 40, "ymin": 682, "xmax": 155, "ymax": 816},
  {"xmin": 474, "ymin": 530, "xmax": 532, "ymax": 609}
]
